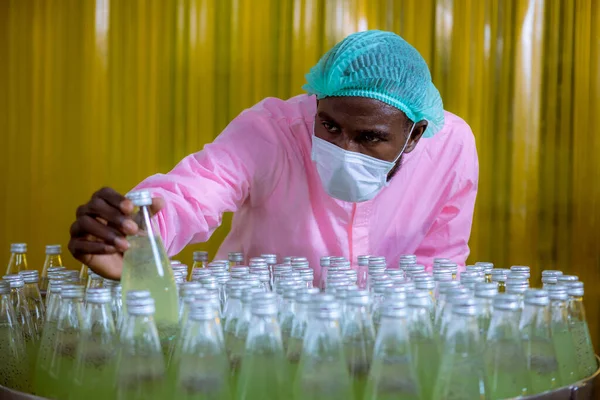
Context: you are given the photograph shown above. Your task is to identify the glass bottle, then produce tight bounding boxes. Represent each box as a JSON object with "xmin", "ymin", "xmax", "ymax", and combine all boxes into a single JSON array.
[
  {"xmin": 286, "ymin": 289, "xmax": 320, "ymax": 371},
  {"xmin": 46, "ymin": 285, "xmax": 85, "ymax": 399},
  {"xmin": 293, "ymin": 298, "xmax": 352, "ymax": 400},
  {"xmin": 171, "ymin": 303, "xmax": 231, "ymax": 400},
  {"xmin": 490, "ymin": 269, "xmax": 509, "ymax": 293},
  {"xmin": 236, "ymin": 293, "xmax": 287, "ymax": 400},
  {"xmin": 432, "ymin": 302, "xmax": 488, "ymax": 399},
  {"xmin": 356, "ymin": 255, "xmax": 371, "ymax": 290},
  {"xmin": 365, "ymin": 302, "xmax": 420, "ymax": 400},
  {"xmin": 121, "ymin": 190, "xmax": 180, "ymax": 351},
  {"xmin": 178, "ymin": 283, "xmax": 208, "ymax": 324},
  {"xmin": 45, "ymin": 268, "xmax": 66, "ymax": 307},
  {"xmin": 438, "ymin": 289, "xmax": 472, "ymax": 337},
  {"xmin": 485, "ymin": 294, "xmax": 529, "ymax": 398},
  {"xmin": 192, "ymin": 251, "xmax": 209, "ymax": 270},
  {"xmin": 279, "ymin": 288, "xmax": 297, "ymax": 352},
  {"xmin": 229, "ymin": 287, "xmax": 262, "ymax": 382},
  {"xmin": 407, "ymin": 290, "xmax": 438, "ymax": 400},
  {"xmin": 229, "ymin": 252, "xmax": 245, "ymax": 269},
  {"xmin": 70, "ymin": 288, "xmax": 118, "ymax": 400},
  {"xmin": 0, "ymin": 280, "xmax": 30, "ymax": 392},
  {"xmin": 116, "ymin": 295, "xmax": 166, "ymax": 400},
  {"xmin": 520, "ymin": 289, "xmax": 560, "ymax": 393},
  {"xmin": 38, "ymin": 244, "xmax": 62, "ymax": 291},
  {"xmin": 342, "ymin": 290, "xmax": 376, "ymax": 397},
  {"xmin": 433, "ymin": 280, "xmax": 461, "ymax": 327},
  {"xmin": 86, "ymin": 271, "xmax": 104, "ymax": 290},
  {"xmin": 19, "ymin": 270, "xmax": 46, "ymax": 335},
  {"xmin": 79, "ymin": 264, "xmax": 89, "ymax": 286},
  {"xmin": 505, "ymin": 277, "xmax": 529, "ymax": 311},
  {"xmin": 319, "ymin": 256, "xmax": 332, "ymax": 290},
  {"xmin": 566, "ymin": 282, "xmax": 597, "ymax": 379},
  {"xmin": 548, "ymin": 285, "xmax": 579, "ymax": 385},
  {"xmin": 6, "ymin": 243, "xmax": 28, "ymax": 275},
  {"xmin": 475, "ymin": 262, "xmax": 494, "ymax": 282},
  {"xmin": 474, "ymin": 282, "xmax": 499, "ymax": 339},
  {"xmin": 2, "ymin": 274, "xmax": 37, "ymax": 367}
]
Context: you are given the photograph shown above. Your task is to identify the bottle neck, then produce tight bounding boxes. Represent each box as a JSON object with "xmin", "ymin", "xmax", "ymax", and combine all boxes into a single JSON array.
[
  {"xmin": 121, "ymin": 313, "xmax": 162, "ymax": 353},
  {"xmin": 246, "ymin": 313, "xmax": 283, "ymax": 355},
  {"xmin": 443, "ymin": 313, "xmax": 482, "ymax": 354},
  {"xmin": 24, "ymin": 282, "xmax": 42, "ymax": 300},
  {"xmin": 407, "ymin": 306, "xmax": 435, "ymax": 337},
  {"xmin": 0, "ymin": 293, "xmax": 18, "ymax": 325},
  {"xmin": 42, "ymin": 254, "xmax": 62, "ymax": 272},
  {"xmin": 519, "ymin": 303, "xmax": 551, "ymax": 339},
  {"xmin": 487, "ymin": 309, "xmax": 521, "ymax": 340},
  {"xmin": 550, "ymin": 299, "xmax": 569, "ymax": 325},
  {"xmin": 7, "ymin": 253, "xmax": 28, "ymax": 274},
  {"xmin": 375, "ymin": 315, "xmax": 411, "ymax": 355},
  {"xmin": 568, "ymin": 296, "xmax": 586, "ymax": 323},
  {"xmin": 304, "ymin": 317, "xmax": 344, "ymax": 358},
  {"xmin": 57, "ymin": 298, "xmax": 84, "ymax": 331},
  {"xmin": 183, "ymin": 318, "xmax": 223, "ymax": 354},
  {"xmin": 84, "ymin": 302, "xmax": 116, "ymax": 335}
]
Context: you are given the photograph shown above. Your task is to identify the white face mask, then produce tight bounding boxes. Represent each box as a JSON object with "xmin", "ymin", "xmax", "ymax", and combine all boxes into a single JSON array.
[{"xmin": 311, "ymin": 123, "xmax": 415, "ymax": 202}]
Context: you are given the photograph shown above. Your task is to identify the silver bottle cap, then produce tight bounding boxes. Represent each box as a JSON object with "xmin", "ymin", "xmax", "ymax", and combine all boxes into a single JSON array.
[
  {"xmin": 126, "ymin": 190, "xmax": 152, "ymax": 206},
  {"xmin": 228, "ymin": 252, "xmax": 244, "ymax": 263},
  {"xmin": 493, "ymin": 293, "xmax": 520, "ymax": 310},
  {"xmin": 10, "ymin": 243, "xmax": 27, "ymax": 253},
  {"xmin": 260, "ymin": 254, "xmax": 278, "ymax": 264},
  {"xmin": 524, "ymin": 289, "xmax": 549, "ymax": 306},
  {"xmin": 567, "ymin": 281, "xmax": 584, "ymax": 297},
  {"xmin": 193, "ymin": 251, "xmax": 209, "ymax": 262},
  {"xmin": 18, "ymin": 270, "xmax": 39, "ymax": 283},
  {"xmin": 547, "ymin": 285, "xmax": 569, "ymax": 301},
  {"xmin": 45, "ymin": 245, "xmax": 62, "ymax": 255},
  {"xmin": 542, "ymin": 270, "xmax": 563, "ymax": 277},
  {"xmin": 2, "ymin": 274, "xmax": 25, "ymax": 288},
  {"xmin": 86, "ymin": 288, "xmax": 112, "ymax": 303},
  {"xmin": 61, "ymin": 285, "xmax": 85, "ymax": 299}
]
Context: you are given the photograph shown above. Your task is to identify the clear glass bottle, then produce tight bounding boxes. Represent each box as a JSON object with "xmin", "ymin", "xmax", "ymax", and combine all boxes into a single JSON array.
[
  {"xmin": 438, "ymin": 289, "xmax": 472, "ymax": 337},
  {"xmin": 433, "ymin": 281, "xmax": 461, "ymax": 327},
  {"xmin": 192, "ymin": 251, "xmax": 209, "ymax": 270},
  {"xmin": 293, "ymin": 298, "xmax": 352, "ymax": 400},
  {"xmin": 121, "ymin": 190, "xmax": 180, "ymax": 352},
  {"xmin": 356, "ymin": 255, "xmax": 371, "ymax": 290},
  {"xmin": 548, "ymin": 285, "xmax": 579, "ymax": 385},
  {"xmin": 229, "ymin": 287, "xmax": 262, "ymax": 382},
  {"xmin": 474, "ymin": 282, "xmax": 499, "ymax": 339},
  {"xmin": 171, "ymin": 303, "xmax": 231, "ymax": 400},
  {"xmin": 407, "ymin": 291, "xmax": 438, "ymax": 400},
  {"xmin": 19, "ymin": 270, "xmax": 45, "ymax": 335},
  {"xmin": 342, "ymin": 290, "xmax": 375, "ymax": 397},
  {"xmin": 0, "ymin": 280, "xmax": 30, "ymax": 392},
  {"xmin": 6, "ymin": 243, "xmax": 28, "ymax": 275},
  {"xmin": 79, "ymin": 264, "xmax": 89, "ymax": 286},
  {"xmin": 38, "ymin": 244, "xmax": 62, "ymax": 291},
  {"xmin": 178, "ymin": 283, "xmax": 207, "ymax": 325},
  {"xmin": 286, "ymin": 289, "xmax": 320, "ymax": 371},
  {"xmin": 35, "ymin": 280, "xmax": 65, "ymax": 395},
  {"xmin": 70, "ymin": 288, "xmax": 118, "ymax": 400},
  {"xmin": 432, "ymin": 302, "xmax": 488, "ymax": 399},
  {"xmin": 485, "ymin": 294, "xmax": 529, "ymax": 398},
  {"xmin": 236, "ymin": 293, "xmax": 287, "ymax": 400},
  {"xmin": 2, "ymin": 274, "xmax": 37, "ymax": 367},
  {"xmin": 365, "ymin": 302, "xmax": 420, "ymax": 400},
  {"xmin": 490, "ymin": 269, "xmax": 509, "ymax": 293},
  {"xmin": 116, "ymin": 295, "xmax": 166, "ymax": 400},
  {"xmin": 319, "ymin": 256, "xmax": 332, "ymax": 290},
  {"xmin": 229, "ymin": 252, "xmax": 245, "ymax": 268},
  {"xmin": 279, "ymin": 288, "xmax": 297, "ymax": 352},
  {"xmin": 45, "ymin": 285, "xmax": 85, "ymax": 399},
  {"xmin": 86, "ymin": 271, "xmax": 104, "ymax": 290},
  {"xmin": 475, "ymin": 261, "xmax": 494, "ymax": 282},
  {"xmin": 566, "ymin": 281, "xmax": 597, "ymax": 379},
  {"xmin": 505, "ymin": 277, "xmax": 529, "ymax": 311},
  {"xmin": 520, "ymin": 289, "xmax": 560, "ymax": 393}
]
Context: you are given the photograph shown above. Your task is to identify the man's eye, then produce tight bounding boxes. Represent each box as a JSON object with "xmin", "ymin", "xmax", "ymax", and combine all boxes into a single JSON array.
[
  {"xmin": 322, "ymin": 122, "xmax": 339, "ymax": 132},
  {"xmin": 363, "ymin": 134, "xmax": 381, "ymax": 143}
]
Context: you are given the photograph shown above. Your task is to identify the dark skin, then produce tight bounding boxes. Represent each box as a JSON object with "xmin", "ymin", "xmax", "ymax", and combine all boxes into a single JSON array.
[{"xmin": 68, "ymin": 96, "xmax": 427, "ymax": 280}]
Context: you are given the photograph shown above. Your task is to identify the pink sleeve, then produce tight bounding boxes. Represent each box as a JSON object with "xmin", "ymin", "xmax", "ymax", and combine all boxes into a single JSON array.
[
  {"xmin": 133, "ymin": 108, "xmax": 286, "ymax": 256},
  {"xmin": 415, "ymin": 132, "xmax": 479, "ymax": 271}
]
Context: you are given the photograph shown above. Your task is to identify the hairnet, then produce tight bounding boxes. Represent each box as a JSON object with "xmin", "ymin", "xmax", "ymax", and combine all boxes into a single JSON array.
[{"xmin": 303, "ymin": 30, "xmax": 444, "ymax": 138}]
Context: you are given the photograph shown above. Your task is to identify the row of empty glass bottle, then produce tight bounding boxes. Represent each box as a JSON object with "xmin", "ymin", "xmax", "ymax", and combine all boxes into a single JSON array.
[{"xmin": 1, "ymin": 253, "xmax": 597, "ymax": 399}]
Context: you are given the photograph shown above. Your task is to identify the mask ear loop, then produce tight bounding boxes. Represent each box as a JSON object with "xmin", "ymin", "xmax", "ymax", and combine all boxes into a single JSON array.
[{"xmin": 392, "ymin": 122, "xmax": 417, "ymax": 164}]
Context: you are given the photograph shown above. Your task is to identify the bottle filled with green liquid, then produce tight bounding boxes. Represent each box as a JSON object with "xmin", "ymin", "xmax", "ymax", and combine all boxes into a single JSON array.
[
  {"xmin": 548, "ymin": 285, "xmax": 579, "ymax": 385},
  {"xmin": 293, "ymin": 294, "xmax": 352, "ymax": 400},
  {"xmin": 485, "ymin": 294, "xmax": 529, "ymax": 398},
  {"xmin": 566, "ymin": 281, "xmax": 598, "ymax": 379},
  {"xmin": 520, "ymin": 289, "xmax": 561, "ymax": 394},
  {"xmin": 121, "ymin": 190, "xmax": 180, "ymax": 352}
]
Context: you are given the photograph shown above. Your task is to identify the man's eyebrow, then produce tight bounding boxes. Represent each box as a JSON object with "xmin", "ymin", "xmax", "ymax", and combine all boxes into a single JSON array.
[{"xmin": 356, "ymin": 129, "xmax": 391, "ymax": 138}]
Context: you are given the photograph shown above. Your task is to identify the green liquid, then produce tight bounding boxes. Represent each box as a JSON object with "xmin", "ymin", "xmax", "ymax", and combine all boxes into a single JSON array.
[
  {"xmin": 524, "ymin": 339, "xmax": 560, "ymax": 394},
  {"xmin": 485, "ymin": 339, "xmax": 529, "ymax": 398},
  {"xmin": 364, "ymin": 357, "xmax": 420, "ymax": 400},
  {"xmin": 432, "ymin": 354, "xmax": 487, "ymax": 400},
  {"xmin": 411, "ymin": 338, "xmax": 439, "ymax": 400},
  {"xmin": 552, "ymin": 328, "xmax": 580, "ymax": 385},
  {"xmin": 34, "ymin": 321, "xmax": 57, "ymax": 396},
  {"xmin": 570, "ymin": 321, "xmax": 598, "ymax": 379},
  {"xmin": 293, "ymin": 359, "xmax": 352, "ymax": 400},
  {"xmin": 345, "ymin": 339, "xmax": 374, "ymax": 399},
  {"xmin": 71, "ymin": 342, "xmax": 118, "ymax": 400},
  {"xmin": 236, "ymin": 354, "xmax": 287, "ymax": 400},
  {"xmin": 173, "ymin": 374, "xmax": 231, "ymax": 400},
  {"xmin": 116, "ymin": 355, "xmax": 166, "ymax": 400},
  {"xmin": 0, "ymin": 326, "xmax": 31, "ymax": 393},
  {"xmin": 46, "ymin": 329, "xmax": 79, "ymax": 399}
]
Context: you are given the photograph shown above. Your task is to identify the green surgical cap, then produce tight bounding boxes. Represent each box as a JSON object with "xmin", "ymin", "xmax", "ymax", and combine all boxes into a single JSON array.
[{"xmin": 303, "ymin": 30, "xmax": 444, "ymax": 138}]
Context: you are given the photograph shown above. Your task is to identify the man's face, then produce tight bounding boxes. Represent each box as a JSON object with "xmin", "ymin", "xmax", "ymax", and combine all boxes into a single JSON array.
[{"xmin": 314, "ymin": 96, "xmax": 427, "ymax": 179}]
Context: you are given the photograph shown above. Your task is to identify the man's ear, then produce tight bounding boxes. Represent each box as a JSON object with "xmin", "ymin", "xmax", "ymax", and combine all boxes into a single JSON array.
[{"xmin": 404, "ymin": 120, "xmax": 428, "ymax": 153}]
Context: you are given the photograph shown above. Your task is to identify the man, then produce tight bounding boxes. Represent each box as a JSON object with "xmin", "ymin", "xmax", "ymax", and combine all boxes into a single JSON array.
[{"xmin": 68, "ymin": 30, "xmax": 478, "ymax": 282}]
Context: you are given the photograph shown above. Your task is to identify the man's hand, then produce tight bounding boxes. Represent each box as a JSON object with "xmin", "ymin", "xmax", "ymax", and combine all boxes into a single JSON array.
[{"xmin": 68, "ymin": 187, "xmax": 164, "ymax": 280}]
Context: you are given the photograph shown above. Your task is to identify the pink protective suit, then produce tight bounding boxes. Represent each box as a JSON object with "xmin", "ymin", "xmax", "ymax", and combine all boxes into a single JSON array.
[{"xmin": 134, "ymin": 94, "xmax": 479, "ymax": 282}]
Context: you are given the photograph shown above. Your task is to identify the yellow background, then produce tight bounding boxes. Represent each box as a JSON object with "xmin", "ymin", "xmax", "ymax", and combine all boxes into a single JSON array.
[{"xmin": 1, "ymin": 0, "xmax": 599, "ymax": 346}]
